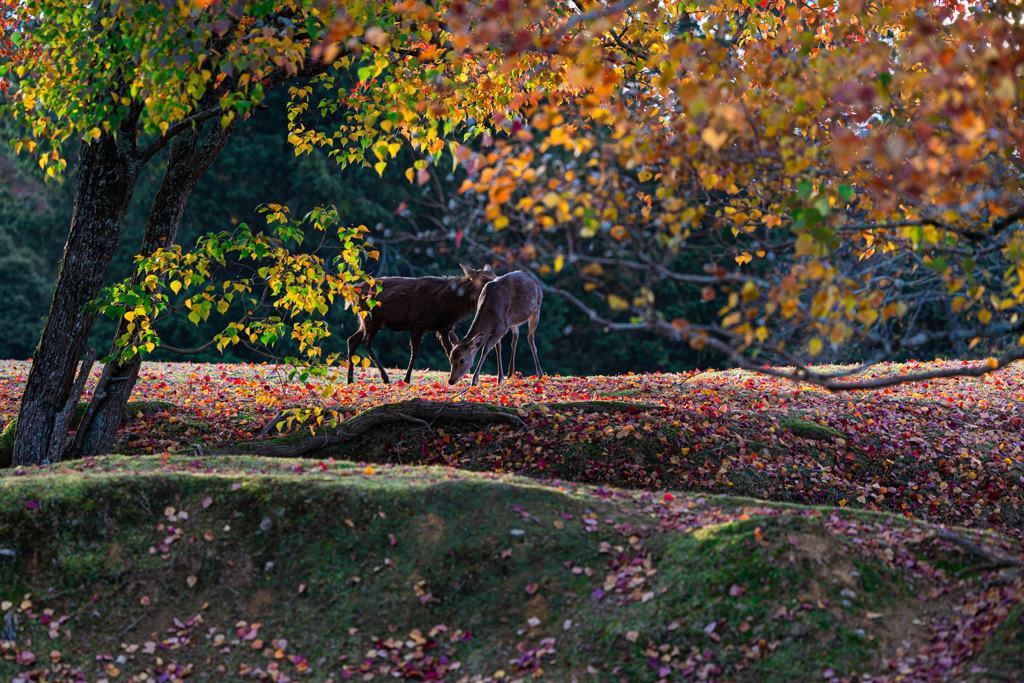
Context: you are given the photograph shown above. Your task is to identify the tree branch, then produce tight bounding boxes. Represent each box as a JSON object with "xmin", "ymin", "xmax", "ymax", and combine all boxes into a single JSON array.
[
  {"xmin": 154, "ymin": 340, "xmax": 218, "ymax": 356},
  {"xmin": 139, "ymin": 106, "xmax": 225, "ymax": 165}
]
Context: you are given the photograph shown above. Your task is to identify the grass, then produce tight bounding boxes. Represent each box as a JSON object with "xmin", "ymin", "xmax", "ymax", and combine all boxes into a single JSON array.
[{"xmin": 0, "ymin": 455, "xmax": 1018, "ymax": 682}]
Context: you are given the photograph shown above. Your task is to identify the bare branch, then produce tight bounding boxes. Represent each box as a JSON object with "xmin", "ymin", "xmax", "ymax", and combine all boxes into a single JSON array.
[{"xmin": 154, "ymin": 340, "xmax": 217, "ymax": 356}]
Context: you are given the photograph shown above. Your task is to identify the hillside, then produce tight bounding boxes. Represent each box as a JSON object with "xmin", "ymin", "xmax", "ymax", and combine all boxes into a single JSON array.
[
  {"xmin": 3, "ymin": 359, "xmax": 1022, "ymax": 540},
  {"xmin": 1, "ymin": 360, "xmax": 1022, "ymax": 681},
  {"xmin": 0, "ymin": 456, "xmax": 1020, "ymax": 682}
]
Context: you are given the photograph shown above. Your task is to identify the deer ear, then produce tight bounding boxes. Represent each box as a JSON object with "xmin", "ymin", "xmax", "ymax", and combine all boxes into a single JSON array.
[
  {"xmin": 460, "ymin": 264, "xmax": 473, "ymax": 277},
  {"xmin": 470, "ymin": 332, "xmax": 487, "ymax": 347},
  {"xmin": 482, "ymin": 264, "xmax": 494, "ymax": 274},
  {"xmin": 448, "ymin": 330, "xmax": 460, "ymax": 346}
]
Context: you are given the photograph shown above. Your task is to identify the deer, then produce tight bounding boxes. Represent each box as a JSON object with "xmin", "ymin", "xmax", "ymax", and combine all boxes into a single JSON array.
[
  {"xmin": 447, "ymin": 270, "xmax": 544, "ymax": 386},
  {"xmin": 345, "ymin": 264, "xmax": 496, "ymax": 385}
]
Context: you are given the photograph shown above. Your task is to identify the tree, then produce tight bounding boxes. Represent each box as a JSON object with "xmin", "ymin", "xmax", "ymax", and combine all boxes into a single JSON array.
[
  {"xmin": 404, "ymin": 0, "xmax": 1024, "ymax": 389},
  {"xmin": 2, "ymin": 0, "xmax": 487, "ymax": 464},
  {"xmin": 3, "ymin": 0, "xmax": 344, "ymax": 464}
]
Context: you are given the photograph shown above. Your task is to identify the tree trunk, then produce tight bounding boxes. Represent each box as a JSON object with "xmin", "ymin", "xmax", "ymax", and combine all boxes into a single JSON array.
[
  {"xmin": 67, "ymin": 121, "xmax": 236, "ymax": 459},
  {"xmin": 12, "ymin": 133, "xmax": 141, "ymax": 467}
]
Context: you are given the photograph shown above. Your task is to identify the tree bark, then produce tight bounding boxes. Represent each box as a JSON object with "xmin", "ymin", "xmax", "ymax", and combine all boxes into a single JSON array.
[
  {"xmin": 12, "ymin": 131, "xmax": 141, "ymax": 467},
  {"xmin": 67, "ymin": 120, "xmax": 237, "ymax": 459}
]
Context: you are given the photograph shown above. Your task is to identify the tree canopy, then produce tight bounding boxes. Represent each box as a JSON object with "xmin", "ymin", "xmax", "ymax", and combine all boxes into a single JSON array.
[{"xmin": 409, "ymin": 0, "xmax": 1024, "ymax": 389}]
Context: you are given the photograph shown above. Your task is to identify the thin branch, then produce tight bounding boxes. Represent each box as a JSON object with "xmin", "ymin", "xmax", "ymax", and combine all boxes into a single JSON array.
[
  {"xmin": 544, "ymin": 0, "xmax": 650, "ymax": 50},
  {"xmin": 154, "ymin": 340, "xmax": 217, "ymax": 356},
  {"xmin": 717, "ymin": 345, "xmax": 1024, "ymax": 392}
]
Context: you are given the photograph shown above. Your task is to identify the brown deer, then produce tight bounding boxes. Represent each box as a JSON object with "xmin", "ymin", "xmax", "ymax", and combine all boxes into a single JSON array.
[
  {"xmin": 345, "ymin": 264, "xmax": 496, "ymax": 384},
  {"xmin": 447, "ymin": 271, "xmax": 544, "ymax": 386}
]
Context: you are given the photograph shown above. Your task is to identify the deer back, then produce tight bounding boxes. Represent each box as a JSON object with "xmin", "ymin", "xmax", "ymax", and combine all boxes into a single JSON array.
[
  {"xmin": 353, "ymin": 270, "xmax": 494, "ymax": 332},
  {"xmin": 464, "ymin": 271, "xmax": 543, "ymax": 340}
]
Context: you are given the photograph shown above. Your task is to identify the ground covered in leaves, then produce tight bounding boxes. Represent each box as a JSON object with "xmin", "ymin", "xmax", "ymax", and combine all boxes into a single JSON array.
[
  {"xmin": 0, "ymin": 455, "xmax": 1020, "ymax": 683},
  {"xmin": 2, "ymin": 359, "xmax": 1022, "ymax": 540}
]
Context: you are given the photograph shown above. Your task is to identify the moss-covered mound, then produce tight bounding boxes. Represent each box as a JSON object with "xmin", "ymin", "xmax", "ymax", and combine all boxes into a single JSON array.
[{"xmin": 0, "ymin": 455, "xmax": 1019, "ymax": 682}]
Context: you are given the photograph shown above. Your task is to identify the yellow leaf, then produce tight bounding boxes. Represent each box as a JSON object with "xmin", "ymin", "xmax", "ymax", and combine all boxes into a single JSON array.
[
  {"xmin": 362, "ymin": 357, "xmax": 371, "ymax": 368},
  {"xmin": 170, "ymin": 280, "xmax": 182, "ymax": 295},
  {"xmin": 809, "ymin": 338, "xmax": 823, "ymax": 355},
  {"xmin": 794, "ymin": 234, "xmax": 817, "ymax": 257},
  {"xmin": 607, "ymin": 294, "xmax": 629, "ymax": 310},
  {"xmin": 374, "ymin": 161, "xmax": 387, "ymax": 177},
  {"xmin": 364, "ymin": 466, "xmax": 376, "ymax": 474},
  {"xmin": 554, "ymin": 254, "xmax": 565, "ymax": 273},
  {"xmin": 701, "ymin": 126, "xmax": 728, "ymax": 151}
]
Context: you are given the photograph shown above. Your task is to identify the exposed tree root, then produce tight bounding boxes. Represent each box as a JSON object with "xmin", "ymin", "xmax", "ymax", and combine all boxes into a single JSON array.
[
  {"xmin": 228, "ymin": 399, "xmax": 526, "ymax": 458},
  {"xmin": 230, "ymin": 398, "xmax": 663, "ymax": 459},
  {"xmin": 930, "ymin": 530, "xmax": 1024, "ymax": 572}
]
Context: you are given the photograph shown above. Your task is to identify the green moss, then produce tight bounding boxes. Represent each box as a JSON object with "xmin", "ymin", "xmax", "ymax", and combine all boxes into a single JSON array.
[
  {"xmin": 0, "ymin": 418, "xmax": 14, "ymax": 468},
  {"xmin": 778, "ymin": 417, "xmax": 844, "ymax": 440}
]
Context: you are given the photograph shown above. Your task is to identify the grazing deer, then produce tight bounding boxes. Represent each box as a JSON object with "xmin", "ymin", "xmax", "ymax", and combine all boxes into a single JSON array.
[
  {"xmin": 345, "ymin": 264, "xmax": 496, "ymax": 384},
  {"xmin": 447, "ymin": 271, "xmax": 544, "ymax": 386}
]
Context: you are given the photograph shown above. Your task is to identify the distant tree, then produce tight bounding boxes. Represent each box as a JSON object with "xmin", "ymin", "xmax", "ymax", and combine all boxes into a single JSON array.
[{"xmin": 431, "ymin": 0, "xmax": 1024, "ymax": 389}]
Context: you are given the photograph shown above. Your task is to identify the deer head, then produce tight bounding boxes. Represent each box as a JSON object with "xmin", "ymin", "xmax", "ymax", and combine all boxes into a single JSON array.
[
  {"xmin": 447, "ymin": 333, "xmax": 486, "ymax": 385},
  {"xmin": 458, "ymin": 264, "xmax": 495, "ymax": 294}
]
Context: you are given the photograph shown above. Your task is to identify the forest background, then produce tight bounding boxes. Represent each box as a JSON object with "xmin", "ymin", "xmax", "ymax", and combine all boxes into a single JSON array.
[{"xmin": 0, "ymin": 88, "xmax": 968, "ymax": 378}]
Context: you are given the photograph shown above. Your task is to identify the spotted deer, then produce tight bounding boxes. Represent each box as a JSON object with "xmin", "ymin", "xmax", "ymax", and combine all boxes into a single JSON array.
[
  {"xmin": 345, "ymin": 264, "xmax": 496, "ymax": 384},
  {"xmin": 446, "ymin": 271, "xmax": 544, "ymax": 386}
]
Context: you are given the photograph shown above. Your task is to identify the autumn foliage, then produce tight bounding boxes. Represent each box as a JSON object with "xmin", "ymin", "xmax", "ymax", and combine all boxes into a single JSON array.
[{"xmin": 290, "ymin": 0, "xmax": 1024, "ymax": 387}]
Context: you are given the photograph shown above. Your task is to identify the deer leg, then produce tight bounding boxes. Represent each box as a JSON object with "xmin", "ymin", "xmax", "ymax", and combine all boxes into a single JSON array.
[
  {"xmin": 495, "ymin": 333, "xmax": 504, "ymax": 384},
  {"xmin": 438, "ymin": 327, "xmax": 455, "ymax": 356},
  {"xmin": 404, "ymin": 329, "xmax": 425, "ymax": 384},
  {"xmin": 527, "ymin": 311, "xmax": 544, "ymax": 378},
  {"xmin": 507, "ymin": 326, "xmax": 520, "ymax": 378},
  {"xmin": 346, "ymin": 329, "xmax": 364, "ymax": 384},
  {"xmin": 471, "ymin": 334, "xmax": 500, "ymax": 387},
  {"xmin": 362, "ymin": 329, "xmax": 390, "ymax": 384}
]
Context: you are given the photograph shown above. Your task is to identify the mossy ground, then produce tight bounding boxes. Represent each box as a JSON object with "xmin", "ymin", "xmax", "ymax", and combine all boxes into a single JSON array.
[{"xmin": 0, "ymin": 456, "xmax": 1019, "ymax": 682}]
